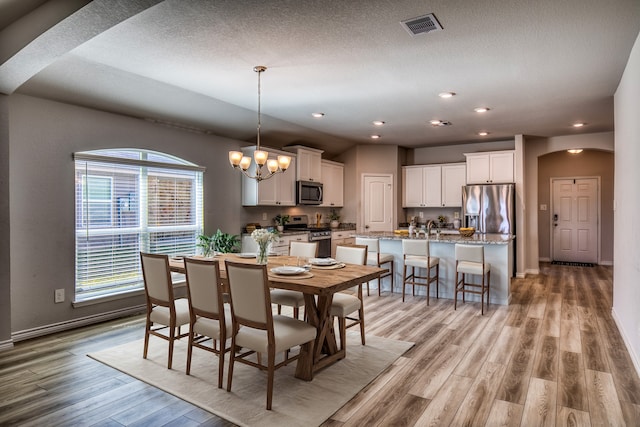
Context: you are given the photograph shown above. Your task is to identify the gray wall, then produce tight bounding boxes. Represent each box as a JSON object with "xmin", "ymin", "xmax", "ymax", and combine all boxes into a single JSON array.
[
  {"xmin": 8, "ymin": 94, "xmax": 247, "ymax": 334},
  {"xmin": 537, "ymin": 150, "xmax": 614, "ymax": 263},
  {"xmin": 410, "ymin": 140, "xmax": 515, "ymax": 165},
  {"xmin": 0, "ymin": 94, "xmax": 10, "ymax": 346}
]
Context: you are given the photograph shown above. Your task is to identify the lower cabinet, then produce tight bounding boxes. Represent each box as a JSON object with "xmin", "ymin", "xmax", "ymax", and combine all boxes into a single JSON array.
[
  {"xmin": 331, "ymin": 230, "xmax": 354, "ymax": 258},
  {"xmin": 270, "ymin": 233, "xmax": 308, "ymax": 256}
]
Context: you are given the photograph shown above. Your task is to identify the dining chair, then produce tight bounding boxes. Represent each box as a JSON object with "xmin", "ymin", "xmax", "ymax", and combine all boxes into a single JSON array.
[
  {"xmin": 224, "ymin": 260, "xmax": 317, "ymax": 410},
  {"xmin": 140, "ymin": 252, "xmax": 190, "ymax": 369},
  {"xmin": 455, "ymin": 244, "xmax": 491, "ymax": 315},
  {"xmin": 330, "ymin": 244, "xmax": 368, "ymax": 352},
  {"xmin": 402, "ymin": 239, "xmax": 440, "ymax": 304},
  {"xmin": 355, "ymin": 237, "xmax": 394, "ymax": 296},
  {"xmin": 183, "ymin": 257, "xmax": 233, "ymax": 388},
  {"xmin": 270, "ymin": 241, "xmax": 318, "ymax": 319}
]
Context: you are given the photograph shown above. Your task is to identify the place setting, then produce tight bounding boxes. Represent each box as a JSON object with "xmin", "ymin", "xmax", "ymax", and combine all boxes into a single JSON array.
[
  {"xmin": 269, "ymin": 265, "xmax": 314, "ymax": 279},
  {"xmin": 308, "ymin": 257, "xmax": 346, "ymax": 270}
]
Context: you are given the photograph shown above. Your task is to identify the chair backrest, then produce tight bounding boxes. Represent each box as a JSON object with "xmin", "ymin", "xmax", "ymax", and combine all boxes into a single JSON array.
[
  {"xmin": 355, "ymin": 237, "xmax": 380, "ymax": 253},
  {"xmin": 335, "ymin": 244, "xmax": 368, "ymax": 265},
  {"xmin": 225, "ymin": 260, "xmax": 271, "ymax": 329},
  {"xmin": 184, "ymin": 258, "xmax": 224, "ymax": 318},
  {"xmin": 455, "ymin": 244, "xmax": 484, "ymax": 264},
  {"xmin": 140, "ymin": 252, "xmax": 174, "ymax": 305},
  {"xmin": 402, "ymin": 239, "xmax": 429, "ymax": 257},
  {"xmin": 289, "ymin": 241, "xmax": 318, "ymax": 258}
]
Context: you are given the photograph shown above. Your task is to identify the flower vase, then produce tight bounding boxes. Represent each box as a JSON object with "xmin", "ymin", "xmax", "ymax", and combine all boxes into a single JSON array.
[{"xmin": 256, "ymin": 243, "xmax": 269, "ymax": 265}]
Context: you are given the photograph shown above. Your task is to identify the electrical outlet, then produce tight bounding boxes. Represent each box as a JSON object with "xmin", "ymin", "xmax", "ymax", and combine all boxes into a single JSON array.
[
  {"xmin": 262, "ymin": 212, "xmax": 267, "ymax": 220},
  {"xmin": 540, "ymin": 204, "xmax": 547, "ymax": 211},
  {"xmin": 419, "ymin": 211, "xmax": 424, "ymax": 219},
  {"xmin": 54, "ymin": 289, "xmax": 65, "ymax": 303}
]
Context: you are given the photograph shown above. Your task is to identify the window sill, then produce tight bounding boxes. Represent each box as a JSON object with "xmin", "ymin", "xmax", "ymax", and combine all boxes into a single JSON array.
[{"xmin": 72, "ymin": 279, "xmax": 186, "ymax": 308}]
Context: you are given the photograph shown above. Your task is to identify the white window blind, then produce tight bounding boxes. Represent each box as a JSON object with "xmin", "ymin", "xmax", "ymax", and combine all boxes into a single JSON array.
[{"xmin": 74, "ymin": 149, "xmax": 204, "ymax": 300}]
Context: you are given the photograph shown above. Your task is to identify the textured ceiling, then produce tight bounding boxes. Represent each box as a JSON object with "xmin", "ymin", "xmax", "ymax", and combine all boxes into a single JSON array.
[{"xmin": 1, "ymin": 0, "xmax": 639, "ymax": 156}]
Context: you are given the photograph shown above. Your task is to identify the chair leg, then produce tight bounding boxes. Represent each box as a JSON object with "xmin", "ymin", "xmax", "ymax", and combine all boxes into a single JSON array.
[
  {"xmin": 266, "ymin": 349, "xmax": 275, "ymax": 410},
  {"xmin": 168, "ymin": 323, "xmax": 175, "ymax": 369},
  {"xmin": 358, "ymin": 307, "xmax": 365, "ymax": 346},
  {"xmin": 462, "ymin": 273, "xmax": 466, "ymax": 303},
  {"xmin": 454, "ymin": 271, "xmax": 459, "ymax": 310},
  {"xmin": 143, "ymin": 317, "xmax": 151, "ymax": 359},
  {"xmin": 435, "ymin": 264, "xmax": 440, "ymax": 299},
  {"xmin": 293, "ymin": 307, "xmax": 300, "ymax": 319},
  {"xmin": 186, "ymin": 331, "xmax": 194, "ymax": 375},
  {"xmin": 402, "ymin": 264, "xmax": 407, "ymax": 302},
  {"xmin": 277, "ymin": 304, "xmax": 282, "ymax": 315},
  {"xmin": 217, "ymin": 344, "xmax": 225, "ymax": 389},
  {"xmin": 426, "ymin": 268, "xmax": 430, "ymax": 306},
  {"xmin": 389, "ymin": 261, "xmax": 394, "ymax": 293},
  {"xmin": 338, "ymin": 317, "xmax": 346, "ymax": 351},
  {"xmin": 226, "ymin": 337, "xmax": 236, "ymax": 392}
]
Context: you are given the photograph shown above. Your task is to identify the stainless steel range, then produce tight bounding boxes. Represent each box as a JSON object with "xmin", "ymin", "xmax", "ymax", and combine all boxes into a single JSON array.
[{"xmin": 285, "ymin": 215, "xmax": 332, "ymax": 257}]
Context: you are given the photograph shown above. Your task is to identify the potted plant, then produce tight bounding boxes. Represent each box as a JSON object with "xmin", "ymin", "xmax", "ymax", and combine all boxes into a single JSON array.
[
  {"xmin": 273, "ymin": 214, "xmax": 290, "ymax": 232},
  {"xmin": 328, "ymin": 208, "xmax": 341, "ymax": 228},
  {"xmin": 197, "ymin": 229, "xmax": 240, "ymax": 256}
]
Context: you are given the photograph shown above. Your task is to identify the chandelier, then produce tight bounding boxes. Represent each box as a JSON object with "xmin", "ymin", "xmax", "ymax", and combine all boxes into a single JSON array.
[{"xmin": 228, "ymin": 66, "xmax": 291, "ymax": 181}]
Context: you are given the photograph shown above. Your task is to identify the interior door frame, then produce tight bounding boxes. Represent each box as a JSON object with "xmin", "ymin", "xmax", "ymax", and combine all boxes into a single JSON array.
[
  {"xmin": 549, "ymin": 176, "xmax": 601, "ymax": 264},
  {"xmin": 361, "ymin": 173, "xmax": 395, "ymax": 232}
]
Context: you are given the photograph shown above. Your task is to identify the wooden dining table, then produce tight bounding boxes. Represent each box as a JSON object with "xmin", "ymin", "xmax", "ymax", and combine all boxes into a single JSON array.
[{"xmin": 169, "ymin": 253, "xmax": 385, "ymax": 381}]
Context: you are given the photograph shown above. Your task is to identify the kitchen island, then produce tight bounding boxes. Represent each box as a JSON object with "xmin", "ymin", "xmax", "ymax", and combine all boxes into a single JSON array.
[{"xmin": 353, "ymin": 232, "xmax": 515, "ymax": 305}]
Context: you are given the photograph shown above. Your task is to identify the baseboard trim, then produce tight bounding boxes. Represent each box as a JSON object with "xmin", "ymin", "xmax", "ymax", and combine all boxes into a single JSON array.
[
  {"xmin": 516, "ymin": 272, "xmax": 527, "ymax": 279},
  {"xmin": 611, "ymin": 307, "xmax": 640, "ymax": 378},
  {"xmin": 11, "ymin": 305, "xmax": 146, "ymax": 343},
  {"xmin": 599, "ymin": 260, "xmax": 613, "ymax": 266},
  {"xmin": 539, "ymin": 257, "xmax": 551, "ymax": 262},
  {"xmin": 0, "ymin": 339, "xmax": 14, "ymax": 351}
]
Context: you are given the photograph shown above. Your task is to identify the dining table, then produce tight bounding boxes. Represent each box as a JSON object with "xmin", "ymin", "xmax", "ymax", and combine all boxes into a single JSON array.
[{"xmin": 168, "ymin": 253, "xmax": 385, "ymax": 381}]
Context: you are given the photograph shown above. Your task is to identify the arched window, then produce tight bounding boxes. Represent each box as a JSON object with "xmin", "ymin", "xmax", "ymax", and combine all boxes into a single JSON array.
[{"xmin": 74, "ymin": 149, "xmax": 204, "ymax": 301}]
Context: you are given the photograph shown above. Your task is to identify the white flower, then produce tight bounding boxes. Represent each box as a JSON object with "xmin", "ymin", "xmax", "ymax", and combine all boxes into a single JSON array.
[{"xmin": 251, "ymin": 228, "xmax": 278, "ymax": 244}]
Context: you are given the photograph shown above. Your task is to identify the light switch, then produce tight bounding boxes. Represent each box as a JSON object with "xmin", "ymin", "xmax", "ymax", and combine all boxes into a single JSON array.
[{"xmin": 540, "ymin": 204, "xmax": 547, "ymax": 211}]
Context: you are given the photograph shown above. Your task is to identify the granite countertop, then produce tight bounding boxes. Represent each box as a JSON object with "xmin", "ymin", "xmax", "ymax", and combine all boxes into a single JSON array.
[{"xmin": 352, "ymin": 231, "xmax": 515, "ymax": 245}]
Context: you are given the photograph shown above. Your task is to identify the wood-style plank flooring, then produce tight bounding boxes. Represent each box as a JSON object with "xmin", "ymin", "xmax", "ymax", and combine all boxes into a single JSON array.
[{"xmin": 1, "ymin": 263, "xmax": 639, "ymax": 426}]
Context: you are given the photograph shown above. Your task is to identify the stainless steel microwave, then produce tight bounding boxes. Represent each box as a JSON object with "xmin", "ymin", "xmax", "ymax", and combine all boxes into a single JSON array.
[{"xmin": 297, "ymin": 181, "xmax": 323, "ymax": 205}]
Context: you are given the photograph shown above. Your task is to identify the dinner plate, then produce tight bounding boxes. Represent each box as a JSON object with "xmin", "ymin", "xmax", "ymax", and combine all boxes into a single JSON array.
[
  {"xmin": 270, "ymin": 266, "xmax": 306, "ymax": 275},
  {"xmin": 236, "ymin": 253, "xmax": 256, "ymax": 258},
  {"xmin": 309, "ymin": 258, "xmax": 337, "ymax": 266}
]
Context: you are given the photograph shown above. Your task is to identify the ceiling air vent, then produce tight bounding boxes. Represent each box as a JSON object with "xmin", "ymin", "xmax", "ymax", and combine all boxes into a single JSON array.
[{"xmin": 401, "ymin": 13, "xmax": 443, "ymax": 36}]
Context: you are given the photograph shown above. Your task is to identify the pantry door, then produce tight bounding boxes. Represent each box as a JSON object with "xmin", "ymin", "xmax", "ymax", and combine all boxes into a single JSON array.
[
  {"xmin": 551, "ymin": 177, "xmax": 598, "ymax": 263},
  {"xmin": 362, "ymin": 174, "xmax": 393, "ymax": 232}
]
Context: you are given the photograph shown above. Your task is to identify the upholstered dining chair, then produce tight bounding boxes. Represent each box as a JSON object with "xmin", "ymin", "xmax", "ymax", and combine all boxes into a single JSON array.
[
  {"xmin": 183, "ymin": 257, "xmax": 233, "ymax": 388},
  {"xmin": 355, "ymin": 237, "xmax": 394, "ymax": 296},
  {"xmin": 330, "ymin": 244, "xmax": 368, "ymax": 352},
  {"xmin": 140, "ymin": 252, "xmax": 190, "ymax": 369},
  {"xmin": 224, "ymin": 260, "xmax": 317, "ymax": 410},
  {"xmin": 270, "ymin": 241, "xmax": 318, "ymax": 319},
  {"xmin": 455, "ymin": 244, "xmax": 491, "ymax": 315},
  {"xmin": 401, "ymin": 239, "xmax": 440, "ymax": 304}
]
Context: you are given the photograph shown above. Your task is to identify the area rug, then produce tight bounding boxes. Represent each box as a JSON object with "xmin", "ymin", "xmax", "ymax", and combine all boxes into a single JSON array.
[
  {"xmin": 551, "ymin": 260, "xmax": 594, "ymax": 267},
  {"xmin": 88, "ymin": 333, "xmax": 414, "ymax": 427}
]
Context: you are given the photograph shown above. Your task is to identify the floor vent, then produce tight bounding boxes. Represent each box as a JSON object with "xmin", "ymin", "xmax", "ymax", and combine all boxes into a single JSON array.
[
  {"xmin": 401, "ymin": 13, "xmax": 443, "ymax": 36},
  {"xmin": 551, "ymin": 261, "xmax": 595, "ymax": 267}
]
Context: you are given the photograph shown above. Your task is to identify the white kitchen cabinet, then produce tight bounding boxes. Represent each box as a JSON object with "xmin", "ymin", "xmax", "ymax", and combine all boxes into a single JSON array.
[
  {"xmin": 402, "ymin": 163, "xmax": 465, "ymax": 207},
  {"xmin": 284, "ymin": 145, "xmax": 323, "ymax": 182},
  {"xmin": 331, "ymin": 230, "xmax": 355, "ymax": 258},
  {"xmin": 270, "ymin": 233, "xmax": 308, "ymax": 256},
  {"xmin": 441, "ymin": 164, "xmax": 467, "ymax": 207},
  {"xmin": 464, "ymin": 151, "xmax": 515, "ymax": 184},
  {"xmin": 241, "ymin": 146, "xmax": 297, "ymax": 206},
  {"xmin": 320, "ymin": 160, "xmax": 344, "ymax": 207}
]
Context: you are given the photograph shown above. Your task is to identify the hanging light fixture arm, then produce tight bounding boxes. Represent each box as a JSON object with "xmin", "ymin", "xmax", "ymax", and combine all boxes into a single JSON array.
[{"xmin": 228, "ymin": 65, "xmax": 291, "ymax": 182}]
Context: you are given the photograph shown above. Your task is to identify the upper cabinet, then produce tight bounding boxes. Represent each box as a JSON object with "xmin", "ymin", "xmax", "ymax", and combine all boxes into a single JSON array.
[
  {"xmin": 284, "ymin": 145, "xmax": 323, "ymax": 182},
  {"xmin": 320, "ymin": 160, "xmax": 344, "ymax": 207},
  {"xmin": 402, "ymin": 163, "xmax": 465, "ymax": 207},
  {"xmin": 241, "ymin": 146, "xmax": 297, "ymax": 206},
  {"xmin": 464, "ymin": 150, "xmax": 515, "ymax": 184}
]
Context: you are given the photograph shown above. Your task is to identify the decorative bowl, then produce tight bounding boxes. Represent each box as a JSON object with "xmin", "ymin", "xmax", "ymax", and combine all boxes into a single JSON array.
[{"xmin": 459, "ymin": 227, "xmax": 475, "ymax": 238}]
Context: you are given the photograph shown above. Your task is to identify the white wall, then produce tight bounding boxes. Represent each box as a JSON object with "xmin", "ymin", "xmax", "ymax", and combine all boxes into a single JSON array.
[
  {"xmin": 8, "ymin": 94, "xmax": 248, "ymax": 335},
  {"xmin": 613, "ymin": 32, "xmax": 640, "ymax": 372},
  {"xmin": 0, "ymin": 94, "xmax": 11, "ymax": 347}
]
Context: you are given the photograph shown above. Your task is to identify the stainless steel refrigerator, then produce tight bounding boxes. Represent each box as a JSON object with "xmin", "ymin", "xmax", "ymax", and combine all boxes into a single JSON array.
[{"xmin": 462, "ymin": 184, "xmax": 515, "ymax": 235}]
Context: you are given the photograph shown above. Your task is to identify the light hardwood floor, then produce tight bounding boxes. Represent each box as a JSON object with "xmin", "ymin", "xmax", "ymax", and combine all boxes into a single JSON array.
[{"xmin": 1, "ymin": 263, "xmax": 639, "ymax": 426}]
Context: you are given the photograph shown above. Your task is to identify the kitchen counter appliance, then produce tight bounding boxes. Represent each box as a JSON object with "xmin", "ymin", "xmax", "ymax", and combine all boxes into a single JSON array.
[
  {"xmin": 285, "ymin": 215, "xmax": 332, "ymax": 257},
  {"xmin": 462, "ymin": 183, "xmax": 515, "ymax": 235}
]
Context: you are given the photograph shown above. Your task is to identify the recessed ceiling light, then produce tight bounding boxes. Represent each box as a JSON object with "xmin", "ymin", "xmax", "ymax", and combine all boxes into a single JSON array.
[
  {"xmin": 370, "ymin": 135, "xmax": 381, "ymax": 139},
  {"xmin": 438, "ymin": 92, "xmax": 455, "ymax": 98},
  {"xmin": 474, "ymin": 107, "xmax": 490, "ymax": 113},
  {"xmin": 478, "ymin": 131, "xmax": 489, "ymax": 136},
  {"xmin": 372, "ymin": 120, "xmax": 385, "ymax": 126},
  {"xmin": 567, "ymin": 149, "xmax": 583, "ymax": 154},
  {"xmin": 572, "ymin": 122, "xmax": 585, "ymax": 127},
  {"xmin": 429, "ymin": 120, "xmax": 451, "ymax": 127},
  {"xmin": 311, "ymin": 112, "xmax": 325, "ymax": 118}
]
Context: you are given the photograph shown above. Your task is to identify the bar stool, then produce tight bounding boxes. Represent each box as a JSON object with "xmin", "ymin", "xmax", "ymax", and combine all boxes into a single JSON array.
[
  {"xmin": 454, "ymin": 244, "xmax": 491, "ymax": 315},
  {"xmin": 401, "ymin": 239, "xmax": 439, "ymax": 304},
  {"xmin": 355, "ymin": 237, "xmax": 394, "ymax": 296}
]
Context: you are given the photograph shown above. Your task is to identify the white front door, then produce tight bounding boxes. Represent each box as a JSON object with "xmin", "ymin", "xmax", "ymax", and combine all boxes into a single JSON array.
[
  {"xmin": 552, "ymin": 178, "xmax": 598, "ymax": 263},
  {"xmin": 363, "ymin": 174, "xmax": 393, "ymax": 232}
]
